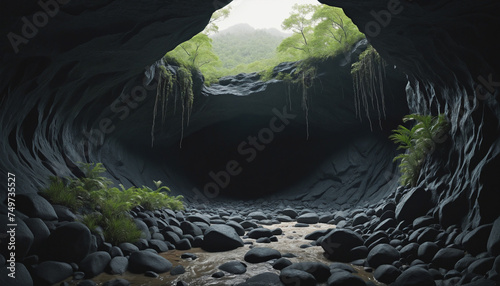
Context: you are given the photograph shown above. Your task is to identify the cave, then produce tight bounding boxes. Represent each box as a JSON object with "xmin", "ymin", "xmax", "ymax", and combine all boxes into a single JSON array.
[{"xmin": 1, "ymin": 0, "xmax": 500, "ymax": 285}]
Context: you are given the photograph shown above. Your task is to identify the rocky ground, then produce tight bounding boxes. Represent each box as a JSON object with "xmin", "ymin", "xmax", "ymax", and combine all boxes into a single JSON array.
[{"xmin": 1, "ymin": 186, "xmax": 500, "ymax": 286}]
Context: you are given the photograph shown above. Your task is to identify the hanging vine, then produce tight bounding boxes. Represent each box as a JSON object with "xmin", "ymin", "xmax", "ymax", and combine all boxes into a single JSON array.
[
  {"xmin": 351, "ymin": 45, "xmax": 387, "ymax": 130},
  {"xmin": 151, "ymin": 62, "xmax": 194, "ymax": 148}
]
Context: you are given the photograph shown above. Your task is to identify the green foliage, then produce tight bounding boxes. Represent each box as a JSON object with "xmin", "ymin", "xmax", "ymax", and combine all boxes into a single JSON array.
[
  {"xmin": 390, "ymin": 114, "xmax": 450, "ymax": 187},
  {"xmin": 41, "ymin": 162, "xmax": 184, "ymax": 245},
  {"xmin": 351, "ymin": 45, "xmax": 387, "ymax": 130}
]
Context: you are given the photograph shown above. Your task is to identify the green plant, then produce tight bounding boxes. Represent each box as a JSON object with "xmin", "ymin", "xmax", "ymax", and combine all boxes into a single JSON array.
[
  {"xmin": 41, "ymin": 176, "xmax": 80, "ymax": 210},
  {"xmin": 390, "ymin": 114, "xmax": 450, "ymax": 187},
  {"xmin": 351, "ymin": 45, "xmax": 386, "ymax": 130}
]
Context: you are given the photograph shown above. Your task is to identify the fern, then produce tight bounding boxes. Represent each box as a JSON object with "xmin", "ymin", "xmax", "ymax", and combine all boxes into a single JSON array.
[{"xmin": 390, "ymin": 114, "xmax": 450, "ymax": 187}]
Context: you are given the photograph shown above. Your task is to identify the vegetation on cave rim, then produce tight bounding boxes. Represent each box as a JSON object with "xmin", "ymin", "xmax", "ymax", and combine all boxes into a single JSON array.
[
  {"xmin": 41, "ymin": 162, "xmax": 184, "ymax": 245},
  {"xmin": 351, "ymin": 45, "xmax": 387, "ymax": 131},
  {"xmin": 390, "ymin": 114, "xmax": 450, "ymax": 187}
]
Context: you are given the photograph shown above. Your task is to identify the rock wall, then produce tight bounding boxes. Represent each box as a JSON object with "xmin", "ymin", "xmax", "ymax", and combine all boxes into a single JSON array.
[
  {"xmin": 1, "ymin": 0, "xmax": 499, "ymax": 230},
  {"xmin": 321, "ymin": 0, "xmax": 500, "ymax": 228}
]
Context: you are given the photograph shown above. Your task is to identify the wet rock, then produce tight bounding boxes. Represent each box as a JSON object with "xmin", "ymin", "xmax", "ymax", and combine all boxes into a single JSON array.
[
  {"xmin": 238, "ymin": 272, "xmax": 281, "ymax": 285},
  {"xmin": 373, "ymin": 264, "xmax": 401, "ymax": 284},
  {"xmin": 467, "ymin": 257, "xmax": 495, "ymax": 276},
  {"xmin": 297, "ymin": 213, "xmax": 319, "ymax": 224},
  {"xmin": 462, "ymin": 224, "xmax": 492, "ymax": 256},
  {"xmin": 149, "ymin": 239, "xmax": 169, "ymax": 252},
  {"xmin": 256, "ymin": 237, "xmax": 271, "ymax": 243},
  {"xmin": 248, "ymin": 228, "xmax": 273, "ymax": 239},
  {"xmin": 432, "ymin": 247, "xmax": 465, "ymax": 270},
  {"xmin": 219, "ymin": 260, "xmax": 247, "ymax": 274},
  {"xmin": 418, "ymin": 241, "xmax": 439, "ymax": 263},
  {"xmin": 52, "ymin": 205, "xmax": 77, "ymax": 222},
  {"xmin": 44, "ymin": 222, "xmax": 91, "ymax": 263},
  {"xmin": 487, "ymin": 216, "xmax": 500, "ymax": 256},
  {"xmin": 108, "ymin": 256, "xmax": 128, "ymax": 274},
  {"xmin": 280, "ymin": 268, "xmax": 316, "ymax": 286},
  {"xmin": 305, "ymin": 229, "xmax": 331, "ymax": 241},
  {"xmin": 248, "ymin": 211, "xmax": 267, "ymax": 220},
  {"xmin": 187, "ymin": 214, "xmax": 210, "ymax": 225},
  {"xmin": 144, "ymin": 271, "xmax": 159, "ymax": 277},
  {"xmin": 119, "ymin": 242, "xmax": 139, "ymax": 256},
  {"xmin": 102, "ymin": 279, "xmax": 130, "ymax": 286},
  {"xmin": 327, "ymin": 270, "xmax": 366, "ymax": 286},
  {"xmin": 128, "ymin": 251, "xmax": 172, "ymax": 274},
  {"xmin": 170, "ymin": 265, "xmax": 186, "ymax": 275},
  {"xmin": 393, "ymin": 266, "xmax": 436, "ymax": 286},
  {"xmin": 413, "ymin": 216, "xmax": 435, "ymax": 229},
  {"xmin": 281, "ymin": 208, "xmax": 298, "ymax": 219},
  {"xmin": 273, "ymin": 258, "xmax": 292, "ymax": 270},
  {"xmin": 321, "ymin": 228, "xmax": 364, "ymax": 262},
  {"xmin": 175, "ymin": 238, "xmax": 192, "ymax": 250},
  {"xmin": 283, "ymin": 262, "xmax": 330, "ymax": 282},
  {"xmin": 352, "ymin": 213, "xmax": 369, "ymax": 226},
  {"xmin": 276, "ymin": 215, "xmax": 293, "ymax": 222},
  {"xmin": 17, "ymin": 194, "xmax": 58, "ymax": 221},
  {"xmin": 226, "ymin": 220, "xmax": 245, "ymax": 236},
  {"xmin": 367, "ymin": 243, "xmax": 400, "ymax": 268},
  {"xmin": 395, "ymin": 187, "xmax": 433, "ymax": 224},
  {"xmin": 33, "ymin": 261, "xmax": 73, "ymax": 285},
  {"xmin": 181, "ymin": 253, "xmax": 198, "ymax": 260},
  {"xmin": 400, "ymin": 242, "xmax": 420, "ymax": 260},
  {"xmin": 295, "ymin": 223, "xmax": 309, "ymax": 227},
  {"xmin": 212, "ymin": 271, "xmax": 225, "ymax": 278},
  {"xmin": 202, "ymin": 224, "xmax": 244, "ymax": 252},
  {"xmin": 0, "ymin": 263, "xmax": 33, "ymax": 286},
  {"xmin": 79, "ymin": 251, "xmax": 111, "ymax": 278},
  {"xmin": 180, "ymin": 221, "xmax": 203, "ymax": 237},
  {"xmin": 329, "ymin": 262, "xmax": 356, "ymax": 273},
  {"xmin": 272, "ymin": 228, "xmax": 283, "ymax": 235},
  {"xmin": 244, "ymin": 247, "xmax": 281, "ymax": 263},
  {"xmin": 109, "ymin": 246, "xmax": 123, "ymax": 257}
]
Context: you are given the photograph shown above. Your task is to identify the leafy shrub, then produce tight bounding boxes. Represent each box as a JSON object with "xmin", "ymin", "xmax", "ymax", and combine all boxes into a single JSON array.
[
  {"xmin": 390, "ymin": 114, "xmax": 450, "ymax": 187},
  {"xmin": 42, "ymin": 162, "xmax": 184, "ymax": 244}
]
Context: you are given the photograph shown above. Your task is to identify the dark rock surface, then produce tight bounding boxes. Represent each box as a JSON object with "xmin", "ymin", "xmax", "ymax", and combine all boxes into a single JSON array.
[
  {"xmin": 201, "ymin": 224, "xmax": 244, "ymax": 252},
  {"xmin": 244, "ymin": 247, "xmax": 281, "ymax": 263},
  {"xmin": 128, "ymin": 251, "xmax": 172, "ymax": 274}
]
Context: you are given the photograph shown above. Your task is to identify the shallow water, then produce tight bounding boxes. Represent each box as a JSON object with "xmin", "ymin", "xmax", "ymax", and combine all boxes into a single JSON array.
[{"xmin": 62, "ymin": 222, "xmax": 384, "ymax": 286}]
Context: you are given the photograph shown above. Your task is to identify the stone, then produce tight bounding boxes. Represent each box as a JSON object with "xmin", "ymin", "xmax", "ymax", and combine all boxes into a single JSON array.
[
  {"xmin": 211, "ymin": 271, "xmax": 225, "ymax": 278},
  {"xmin": 281, "ymin": 208, "xmax": 298, "ymax": 219},
  {"xmin": 187, "ymin": 214, "xmax": 210, "ymax": 225},
  {"xmin": 33, "ymin": 261, "xmax": 73, "ymax": 285},
  {"xmin": 119, "ymin": 242, "xmax": 140, "ymax": 256},
  {"xmin": 79, "ymin": 251, "xmax": 111, "ymax": 278},
  {"xmin": 283, "ymin": 262, "xmax": 330, "ymax": 282},
  {"xmin": 297, "ymin": 213, "xmax": 319, "ymax": 224},
  {"xmin": 201, "ymin": 224, "xmax": 244, "ymax": 252},
  {"xmin": 352, "ymin": 213, "xmax": 369, "ymax": 226},
  {"xmin": 175, "ymin": 238, "xmax": 192, "ymax": 250},
  {"xmin": 321, "ymin": 228, "xmax": 364, "ymax": 262},
  {"xmin": 44, "ymin": 222, "xmax": 91, "ymax": 263},
  {"xmin": 226, "ymin": 220, "xmax": 245, "ymax": 236},
  {"xmin": 149, "ymin": 239, "xmax": 169, "ymax": 252},
  {"xmin": 487, "ymin": 216, "xmax": 500, "ymax": 256},
  {"xmin": 52, "ymin": 205, "xmax": 77, "ymax": 222},
  {"xmin": 280, "ymin": 269, "xmax": 316, "ymax": 286},
  {"xmin": 248, "ymin": 211, "xmax": 267, "ymax": 220},
  {"xmin": 418, "ymin": 241, "xmax": 439, "ymax": 263},
  {"xmin": 327, "ymin": 270, "xmax": 366, "ymax": 286},
  {"xmin": 244, "ymin": 247, "xmax": 281, "ymax": 263},
  {"xmin": 108, "ymin": 256, "xmax": 128, "ymax": 274},
  {"xmin": 16, "ymin": 193, "xmax": 58, "ymax": 221},
  {"xmin": 170, "ymin": 265, "xmax": 186, "ymax": 275},
  {"xmin": 0, "ymin": 216, "xmax": 33, "ymax": 260},
  {"xmin": 102, "ymin": 279, "xmax": 130, "ymax": 286},
  {"xmin": 305, "ymin": 229, "xmax": 331, "ymax": 241},
  {"xmin": 367, "ymin": 243, "xmax": 400, "ymax": 268},
  {"xmin": 373, "ymin": 264, "xmax": 402, "ymax": 284},
  {"xmin": 219, "ymin": 260, "xmax": 247, "ymax": 274},
  {"xmin": 180, "ymin": 221, "xmax": 203, "ymax": 237},
  {"xmin": 273, "ymin": 258, "xmax": 292, "ymax": 270},
  {"xmin": 239, "ymin": 272, "xmax": 281, "ymax": 285},
  {"xmin": 463, "ymin": 224, "xmax": 493, "ymax": 256},
  {"xmin": 400, "ymin": 242, "xmax": 420, "ymax": 260},
  {"xmin": 467, "ymin": 257, "xmax": 495, "ymax": 275},
  {"xmin": 395, "ymin": 187, "xmax": 433, "ymax": 224},
  {"xmin": 432, "ymin": 247, "xmax": 465, "ymax": 270},
  {"xmin": 247, "ymin": 228, "xmax": 273, "ymax": 239},
  {"xmin": 0, "ymin": 263, "xmax": 33, "ymax": 286},
  {"xmin": 128, "ymin": 251, "xmax": 172, "ymax": 274},
  {"xmin": 393, "ymin": 266, "xmax": 436, "ymax": 286}
]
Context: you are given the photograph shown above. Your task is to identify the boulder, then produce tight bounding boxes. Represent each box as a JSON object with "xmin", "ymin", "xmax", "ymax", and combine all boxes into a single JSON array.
[
  {"xmin": 487, "ymin": 216, "xmax": 500, "ymax": 256},
  {"xmin": 108, "ymin": 256, "xmax": 128, "ymax": 274},
  {"xmin": 393, "ymin": 266, "xmax": 436, "ymax": 286},
  {"xmin": 247, "ymin": 228, "xmax": 273, "ymax": 239},
  {"xmin": 201, "ymin": 224, "xmax": 244, "ymax": 252},
  {"xmin": 44, "ymin": 222, "xmax": 91, "ymax": 263},
  {"xmin": 367, "ymin": 243, "xmax": 400, "ymax": 268},
  {"xmin": 327, "ymin": 270, "xmax": 366, "ymax": 286},
  {"xmin": 395, "ymin": 187, "xmax": 433, "ymax": 224},
  {"xmin": 282, "ymin": 262, "xmax": 330, "ymax": 282},
  {"xmin": 296, "ymin": 213, "xmax": 319, "ymax": 224},
  {"xmin": 128, "ymin": 251, "xmax": 172, "ymax": 274},
  {"xmin": 463, "ymin": 224, "xmax": 493, "ymax": 256},
  {"xmin": 373, "ymin": 264, "xmax": 401, "ymax": 284},
  {"xmin": 79, "ymin": 251, "xmax": 111, "ymax": 278},
  {"xmin": 244, "ymin": 247, "xmax": 281, "ymax": 263},
  {"xmin": 280, "ymin": 269, "xmax": 316, "ymax": 286},
  {"xmin": 16, "ymin": 194, "xmax": 58, "ymax": 221},
  {"xmin": 321, "ymin": 229, "xmax": 364, "ymax": 262},
  {"xmin": 219, "ymin": 260, "xmax": 247, "ymax": 274},
  {"xmin": 33, "ymin": 261, "xmax": 73, "ymax": 285},
  {"xmin": 432, "ymin": 247, "xmax": 465, "ymax": 270},
  {"xmin": 0, "ymin": 263, "xmax": 33, "ymax": 286}
]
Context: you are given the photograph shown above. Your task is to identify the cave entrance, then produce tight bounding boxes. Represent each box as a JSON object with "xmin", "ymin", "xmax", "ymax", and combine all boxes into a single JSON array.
[{"xmin": 144, "ymin": 0, "xmax": 405, "ymax": 200}]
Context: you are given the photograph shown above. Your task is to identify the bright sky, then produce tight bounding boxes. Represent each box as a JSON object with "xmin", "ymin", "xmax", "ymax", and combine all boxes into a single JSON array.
[{"xmin": 217, "ymin": 0, "xmax": 321, "ymax": 32}]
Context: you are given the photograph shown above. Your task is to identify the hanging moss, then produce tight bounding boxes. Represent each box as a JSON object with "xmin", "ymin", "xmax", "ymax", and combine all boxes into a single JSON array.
[
  {"xmin": 151, "ymin": 63, "xmax": 194, "ymax": 148},
  {"xmin": 351, "ymin": 45, "xmax": 387, "ymax": 130}
]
